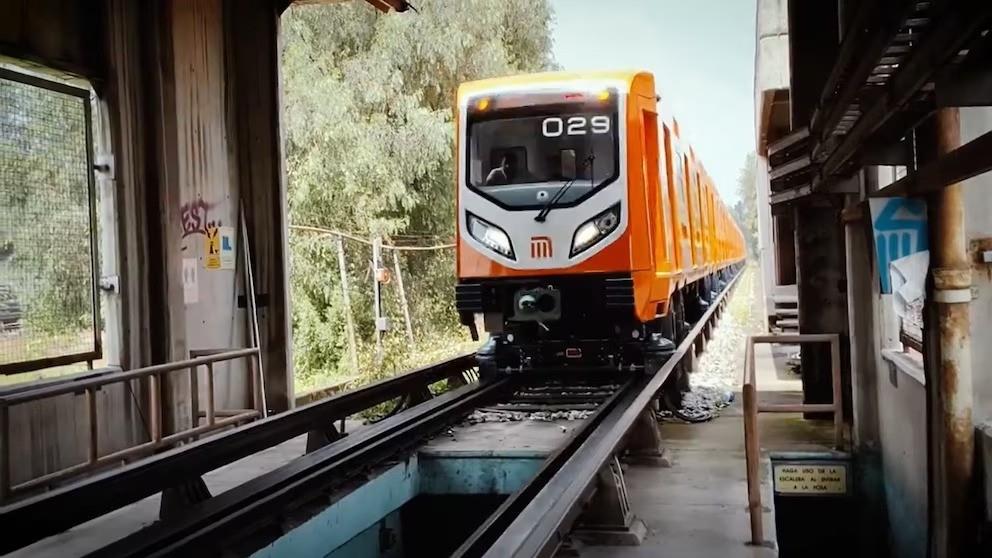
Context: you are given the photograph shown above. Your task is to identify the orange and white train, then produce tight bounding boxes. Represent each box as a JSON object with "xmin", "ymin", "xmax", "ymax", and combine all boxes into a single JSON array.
[{"xmin": 454, "ymin": 70, "xmax": 745, "ymax": 377}]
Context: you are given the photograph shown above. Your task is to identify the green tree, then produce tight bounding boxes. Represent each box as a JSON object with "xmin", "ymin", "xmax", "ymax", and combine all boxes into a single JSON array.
[
  {"xmin": 281, "ymin": 1, "xmax": 556, "ymax": 387},
  {"xmin": 733, "ymin": 151, "xmax": 758, "ymax": 258}
]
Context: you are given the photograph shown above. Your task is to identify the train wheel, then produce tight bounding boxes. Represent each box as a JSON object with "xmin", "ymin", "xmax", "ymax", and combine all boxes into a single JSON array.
[
  {"xmin": 476, "ymin": 335, "xmax": 501, "ymax": 381},
  {"xmin": 660, "ymin": 290, "xmax": 688, "ymax": 408}
]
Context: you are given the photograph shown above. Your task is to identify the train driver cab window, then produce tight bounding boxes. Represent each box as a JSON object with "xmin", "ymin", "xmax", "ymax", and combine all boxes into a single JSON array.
[{"xmin": 466, "ymin": 94, "xmax": 619, "ymax": 210}]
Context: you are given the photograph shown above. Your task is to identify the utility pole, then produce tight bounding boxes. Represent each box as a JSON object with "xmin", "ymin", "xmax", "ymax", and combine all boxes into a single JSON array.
[
  {"xmin": 372, "ymin": 236, "xmax": 386, "ymax": 363},
  {"xmin": 391, "ymin": 248, "xmax": 415, "ymax": 344},
  {"xmin": 336, "ymin": 235, "xmax": 359, "ymax": 375}
]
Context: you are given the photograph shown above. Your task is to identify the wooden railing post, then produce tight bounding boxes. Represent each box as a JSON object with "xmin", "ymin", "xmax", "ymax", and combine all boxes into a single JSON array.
[
  {"xmin": 829, "ymin": 335, "xmax": 844, "ymax": 449},
  {"xmin": 86, "ymin": 387, "xmax": 98, "ymax": 464},
  {"xmin": 150, "ymin": 373, "xmax": 162, "ymax": 443},
  {"xmin": 743, "ymin": 333, "xmax": 848, "ymax": 545},
  {"xmin": 0, "ymin": 402, "xmax": 10, "ymax": 502},
  {"xmin": 3, "ymin": 349, "xmax": 261, "ymax": 497},
  {"xmin": 743, "ymin": 382, "xmax": 763, "ymax": 545},
  {"xmin": 743, "ymin": 338, "xmax": 763, "ymax": 545},
  {"xmin": 206, "ymin": 362, "xmax": 216, "ymax": 426},
  {"xmin": 189, "ymin": 365, "xmax": 200, "ymax": 430}
]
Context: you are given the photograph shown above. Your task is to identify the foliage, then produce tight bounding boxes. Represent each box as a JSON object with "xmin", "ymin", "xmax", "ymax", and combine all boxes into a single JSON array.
[
  {"xmin": 281, "ymin": 0, "xmax": 556, "ymax": 388},
  {"xmin": 732, "ymin": 151, "xmax": 759, "ymax": 258}
]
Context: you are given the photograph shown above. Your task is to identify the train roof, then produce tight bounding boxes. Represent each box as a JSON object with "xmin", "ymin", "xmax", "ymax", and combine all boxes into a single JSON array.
[{"xmin": 457, "ymin": 69, "xmax": 653, "ymax": 98}]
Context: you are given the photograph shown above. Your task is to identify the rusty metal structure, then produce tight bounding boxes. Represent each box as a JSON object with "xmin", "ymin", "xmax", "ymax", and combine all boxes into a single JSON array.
[{"xmin": 759, "ymin": 1, "xmax": 992, "ymax": 555}]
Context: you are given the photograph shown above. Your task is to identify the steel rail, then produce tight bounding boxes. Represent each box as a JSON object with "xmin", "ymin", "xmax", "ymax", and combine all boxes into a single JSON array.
[
  {"xmin": 466, "ymin": 267, "xmax": 742, "ymax": 558},
  {"xmin": 0, "ymin": 353, "xmax": 475, "ymax": 554},
  {"xmin": 92, "ymin": 378, "xmax": 509, "ymax": 558},
  {"xmin": 451, "ymin": 375, "xmax": 636, "ymax": 557}
]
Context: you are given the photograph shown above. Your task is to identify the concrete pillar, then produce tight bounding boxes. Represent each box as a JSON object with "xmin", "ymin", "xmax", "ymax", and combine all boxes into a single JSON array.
[
  {"xmin": 227, "ymin": 0, "xmax": 293, "ymax": 412},
  {"xmin": 844, "ymin": 200, "xmax": 887, "ymax": 557},
  {"xmin": 795, "ymin": 198, "xmax": 851, "ymax": 417},
  {"xmin": 844, "ymin": 202, "xmax": 880, "ymax": 448},
  {"xmin": 756, "ymin": 155, "xmax": 775, "ymax": 327}
]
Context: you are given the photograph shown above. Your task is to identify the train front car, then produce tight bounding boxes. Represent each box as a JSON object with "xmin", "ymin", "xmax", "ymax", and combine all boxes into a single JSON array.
[{"xmin": 454, "ymin": 71, "xmax": 670, "ymax": 375}]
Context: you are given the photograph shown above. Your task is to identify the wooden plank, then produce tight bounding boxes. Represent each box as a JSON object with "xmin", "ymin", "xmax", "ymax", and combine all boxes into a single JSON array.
[{"xmin": 767, "ymin": 126, "xmax": 810, "ymax": 159}]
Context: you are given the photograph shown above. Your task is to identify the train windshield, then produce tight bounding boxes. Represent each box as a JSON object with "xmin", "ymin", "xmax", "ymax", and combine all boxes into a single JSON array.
[{"xmin": 465, "ymin": 100, "xmax": 619, "ymax": 209}]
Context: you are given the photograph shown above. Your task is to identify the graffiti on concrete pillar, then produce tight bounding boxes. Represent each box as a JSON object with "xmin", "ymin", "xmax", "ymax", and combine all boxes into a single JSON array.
[{"xmin": 181, "ymin": 198, "xmax": 222, "ymax": 238}]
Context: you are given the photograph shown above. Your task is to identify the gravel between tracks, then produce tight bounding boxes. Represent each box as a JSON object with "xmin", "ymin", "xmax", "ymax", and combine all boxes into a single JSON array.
[{"xmin": 664, "ymin": 266, "xmax": 765, "ymax": 421}]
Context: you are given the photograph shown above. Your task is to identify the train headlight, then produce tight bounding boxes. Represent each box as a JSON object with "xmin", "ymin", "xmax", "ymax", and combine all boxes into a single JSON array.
[
  {"xmin": 570, "ymin": 203, "xmax": 621, "ymax": 257},
  {"xmin": 467, "ymin": 213, "xmax": 515, "ymax": 260}
]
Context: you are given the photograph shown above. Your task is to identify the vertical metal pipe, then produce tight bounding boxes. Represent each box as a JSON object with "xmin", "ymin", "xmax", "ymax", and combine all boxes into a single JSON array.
[
  {"xmin": 929, "ymin": 107, "xmax": 973, "ymax": 557},
  {"xmin": 86, "ymin": 388, "xmax": 99, "ymax": 463}
]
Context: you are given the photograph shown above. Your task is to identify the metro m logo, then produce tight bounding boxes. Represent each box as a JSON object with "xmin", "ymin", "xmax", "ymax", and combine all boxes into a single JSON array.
[{"xmin": 530, "ymin": 236, "xmax": 553, "ymax": 259}]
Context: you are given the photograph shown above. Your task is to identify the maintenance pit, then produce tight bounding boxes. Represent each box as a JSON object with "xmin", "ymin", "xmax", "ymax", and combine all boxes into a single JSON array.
[{"xmin": 249, "ymin": 417, "xmax": 582, "ymax": 557}]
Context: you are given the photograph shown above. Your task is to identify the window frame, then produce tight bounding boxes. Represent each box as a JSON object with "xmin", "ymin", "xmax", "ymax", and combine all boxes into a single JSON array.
[{"xmin": 0, "ymin": 66, "xmax": 102, "ymax": 376}]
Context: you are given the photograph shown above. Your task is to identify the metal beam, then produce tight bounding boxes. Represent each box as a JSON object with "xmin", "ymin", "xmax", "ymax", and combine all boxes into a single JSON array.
[
  {"xmin": 97, "ymin": 379, "xmax": 506, "ymax": 557},
  {"xmin": 769, "ymin": 155, "xmax": 811, "ymax": 182},
  {"xmin": 767, "ymin": 127, "xmax": 809, "ymax": 160},
  {"xmin": 870, "ymin": 129, "xmax": 992, "ymax": 198},
  {"xmin": 771, "ymin": 174, "xmax": 860, "ymax": 206},
  {"xmin": 770, "ymin": 184, "xmax": 814, "ymax": 206},
  {"xmin": 822, "ymin": 1, "xmax": 992, "ymax": 178},
  {"xmin": 810, "ymin": 0, "xmax": 913, "ymax": 146}
]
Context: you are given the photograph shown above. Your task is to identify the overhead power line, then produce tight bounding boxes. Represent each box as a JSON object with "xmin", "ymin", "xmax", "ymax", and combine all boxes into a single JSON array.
[{"xmin": 289, "ymin": 224, "xmax": 455, "ymax": 251}]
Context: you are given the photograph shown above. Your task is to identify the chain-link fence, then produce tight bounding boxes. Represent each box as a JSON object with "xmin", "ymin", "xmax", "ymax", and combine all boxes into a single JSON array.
[{"xmin": 0, "ymin": 68, "xmax": 100, "ymax": 374}]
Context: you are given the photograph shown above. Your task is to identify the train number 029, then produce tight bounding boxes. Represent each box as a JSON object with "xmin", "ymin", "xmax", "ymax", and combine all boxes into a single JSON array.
[{"xmin": 541, "ymin": 116, "xmax": 610, "ymax": 137}]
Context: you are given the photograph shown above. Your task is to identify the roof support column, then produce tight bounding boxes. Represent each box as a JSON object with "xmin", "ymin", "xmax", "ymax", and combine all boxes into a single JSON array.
[
  {"xmin": 926, "ymin": 107, "xmax": 974, "ymax": 557},
  {"xmin": 794, "ymin": 198, "xmax": 851, "ymax": 418}
]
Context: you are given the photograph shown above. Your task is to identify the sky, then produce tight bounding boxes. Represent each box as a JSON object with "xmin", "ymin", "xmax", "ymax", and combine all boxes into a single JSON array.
[{"xmin": 549, "ymin": 0, "xmax": 757, "ymax": 203}]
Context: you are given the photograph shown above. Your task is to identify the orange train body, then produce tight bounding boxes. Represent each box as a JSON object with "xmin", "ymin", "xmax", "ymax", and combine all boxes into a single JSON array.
[{"xmin": 454, "ymin": 70, "xmax": 744, "ymax": 373}]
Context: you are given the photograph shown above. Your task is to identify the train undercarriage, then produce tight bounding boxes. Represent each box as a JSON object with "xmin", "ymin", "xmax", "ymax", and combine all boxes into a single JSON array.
[{"xmin": 456, "ymin": 266, "xmax": 740, "ymax": 396}]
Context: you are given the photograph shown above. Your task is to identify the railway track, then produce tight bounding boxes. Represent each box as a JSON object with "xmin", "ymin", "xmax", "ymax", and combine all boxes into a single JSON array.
[
  {"xmin": 6, "ymin": 269, "xmax": 740, "ymax": 557},
  {"xmin": 0, "ymin": 354, "xmax": 479, "ymax": 554},
  {"xmin": 456, "ymin": 269, "xmax": 741, "ymax": 558}
]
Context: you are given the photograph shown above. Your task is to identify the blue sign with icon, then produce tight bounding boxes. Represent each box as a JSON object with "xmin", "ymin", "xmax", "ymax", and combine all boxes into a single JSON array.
[{"xmin": 869, "ymin": 198, "xmax": 928, "ymax": 294}]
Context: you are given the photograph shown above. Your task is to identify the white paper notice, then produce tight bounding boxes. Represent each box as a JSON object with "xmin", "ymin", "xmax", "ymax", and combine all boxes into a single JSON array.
[
  {"xmin": 183, "ymin": 257, "xmax": 199, "ymax": 304},
  {"xmin": 890, "ymin": 250, "xmax": 929, "ymax": 320}
]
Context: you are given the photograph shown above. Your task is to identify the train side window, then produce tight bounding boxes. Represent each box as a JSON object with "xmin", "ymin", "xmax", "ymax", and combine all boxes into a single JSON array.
[
  {"xmin": 641, "ymin": 110, "xmax": 666, "ymax": 261},
  {"xmin": 662, "ymin": 125, "xmax": 680, "ymax": 264}
]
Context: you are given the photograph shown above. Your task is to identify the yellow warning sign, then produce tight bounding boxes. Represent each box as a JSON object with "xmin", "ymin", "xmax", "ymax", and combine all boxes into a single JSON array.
[
  {"xmin": 205, "ymin": 226, "xmax": 221, "ymax": 270},
  {"xmin": 773, "ymin": 463, "xmax": 847, "ymax": 495}
]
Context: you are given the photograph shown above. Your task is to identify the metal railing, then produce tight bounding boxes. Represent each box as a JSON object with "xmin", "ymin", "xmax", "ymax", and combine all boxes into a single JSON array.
[
  {"xmin": 0, "ymin": 348, "xmax": 261, "ymax": 502},
  {"xmin": 742, "ymin": 333, "xmax": 844, "ymax": 546}
]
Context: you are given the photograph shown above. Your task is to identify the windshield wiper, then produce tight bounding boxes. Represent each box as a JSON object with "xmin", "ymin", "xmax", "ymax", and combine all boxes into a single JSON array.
[{"xmin": 534, "ymin": 153, "xmax": 595, "ymax": 222}]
